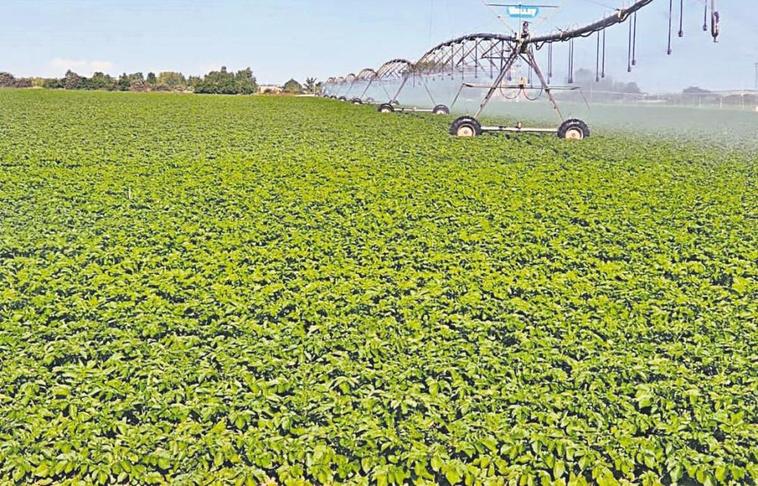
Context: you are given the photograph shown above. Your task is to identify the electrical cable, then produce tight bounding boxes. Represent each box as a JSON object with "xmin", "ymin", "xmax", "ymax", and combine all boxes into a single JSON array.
[
  {"xmin": 522, "ymin": 83, "xmax": 544, "ymax": 101},
  {"xmin": 498, "ymin": 85, "xmax": 521, "ymax": 99}
]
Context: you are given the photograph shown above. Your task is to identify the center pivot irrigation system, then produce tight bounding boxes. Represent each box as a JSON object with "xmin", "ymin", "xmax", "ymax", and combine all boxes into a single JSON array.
[{"xmin": 322, "ymin": 0, "xmax": 723, "ymax": 139}]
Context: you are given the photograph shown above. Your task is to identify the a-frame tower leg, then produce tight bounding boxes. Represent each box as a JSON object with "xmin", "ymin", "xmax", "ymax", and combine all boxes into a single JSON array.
[
  {"xmin": 474, "ymin": 46, "xmax": 520, "ymax": 119},
  {"xmin": 524, "ymin": 47, "xmax": 564, "ymax": 121}
]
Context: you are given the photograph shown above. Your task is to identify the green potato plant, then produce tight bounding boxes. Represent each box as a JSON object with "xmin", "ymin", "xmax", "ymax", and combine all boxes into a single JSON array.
[{"xmin": 0, "ymin": 90, "xmax": 755, "ymax": 485}]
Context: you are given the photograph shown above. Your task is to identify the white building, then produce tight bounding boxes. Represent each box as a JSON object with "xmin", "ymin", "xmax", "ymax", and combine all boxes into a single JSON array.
[{"xmin": 257, "ymin": 84, "xmax": 283, "ymax": 94}]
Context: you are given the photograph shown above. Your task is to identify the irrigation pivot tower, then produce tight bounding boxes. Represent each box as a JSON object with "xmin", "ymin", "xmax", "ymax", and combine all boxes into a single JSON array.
[{"xmin": 323, "ymin": 0, "xmax": 724, "ymax": 139}]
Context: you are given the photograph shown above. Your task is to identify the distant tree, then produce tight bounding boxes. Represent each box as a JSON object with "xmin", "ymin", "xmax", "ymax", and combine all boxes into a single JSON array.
[
  {"xmin": 187, "ymin": 75, "xmax": 202, "ymax": 91},
  {"xmin": 234, "ymin": 68, "xmax": 257, "ymax": 94},
  {"xmin": 683, "ymin": 86, "xmax": 711, "ymax": 95},
  {"xmin": 9, "ymin": 67, "xmax": 255, "ymax": 93},
  {"xmin": 158, "ymin": 71, "xmax": 187, "ymax": 89},
  {"xmin": 0, "ymin": 72, "xmax": 33, "ymax": 88},
  {"xmin": 283, "ymin": 78, "xmax": 303, "ymax": 94},
  {"xmin": 88, "ymin": 72, "xmax": 116, "ymax": 91},
  {"xmin": 567, "ymin": 67, "xmax": 647, "ymax": 101},
  {"xmin": 0, "ymin": 72, "xmax": 16, "ymax": 87},
  {"xmin": 304, "ymin": 77, "xmax": 318, "ymax": 94},
  {"xmin": 0, "ymin": 68, "xmax": 196, "ymax": 92},
  {"xmin": 195, "ymin": 66, "xmax": 230, "ymax": 94},
  {"xmin": 622, "ymin": 82, "xmax": 642, "ymax": 94},
  {"xmin": 43, "ymin": 78, "xmax": 64, "ymax": 89},
  {"xmin": 117, "ymin": 73, "xmax": 130, "ymax": 91},
  {"xmin": 63, "ymin": 70, "xmax": 82, "ymax": 90},
  {"xmin": 129, "ymin": 79, "xmax": 149, "ymax": 92},
  {"xmin": 195, "ymin": 66, "xmax": 257, "ymax": 95},
  {"xmin": 574, "ymin": 68, "xmax": 595, "ymax": 85}
]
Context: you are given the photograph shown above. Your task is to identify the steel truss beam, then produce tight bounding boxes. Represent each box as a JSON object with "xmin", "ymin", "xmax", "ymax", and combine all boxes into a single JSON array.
[{"xmin": 327, "ymin": 0, "xmax": 656, "ymax": 114}]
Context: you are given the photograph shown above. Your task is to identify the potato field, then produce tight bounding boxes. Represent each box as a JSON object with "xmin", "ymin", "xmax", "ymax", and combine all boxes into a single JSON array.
[{"xmin": 0, "ymin": 90, "xmax": 755, "ymax": 485}]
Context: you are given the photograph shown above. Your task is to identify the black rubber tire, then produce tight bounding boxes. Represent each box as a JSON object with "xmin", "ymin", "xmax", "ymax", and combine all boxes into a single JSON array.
[
  {"xmin": 557, "ymin": 119, "xmax": 590, "ymax": 140},
  {"xmin": 432, "ymin": 105, "xmax": 450, "ymax": 115},
  {"xmin": 351, "ymin": 98, "xmax": 363, "ymax": 105},
  {"xmin": 338, "ymin": 96, "xmax": 347, "ymax": 102},
  {"xmin": 449, "ymin": 116, "xmax": 482, "ymax": 137},
  {"xmin": 378, "ymin": 103, "xmax": 395, "ymax": 113}
]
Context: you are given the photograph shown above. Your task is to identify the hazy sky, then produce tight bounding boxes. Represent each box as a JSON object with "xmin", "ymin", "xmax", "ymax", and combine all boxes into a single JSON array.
[{"xmin": 2, "ymin": 0, "xmax": 756, "ymax": 92}]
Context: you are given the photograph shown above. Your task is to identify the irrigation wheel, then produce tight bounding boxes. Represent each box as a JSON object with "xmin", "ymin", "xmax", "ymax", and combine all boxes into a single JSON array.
[
  {"xmin": 557, "ymin": 119, "xmax": 590, "ymax": 140},
  {"xmin": 433, "ymin": 105, "xmax": 450, "ymax": 115},
  {"xmin": 378, "ymin": 103, "xmax": 395, "ymax": 113},
  {"xmin": 450, "ymin": 116, "xmax": 482, "ymax": 137}
]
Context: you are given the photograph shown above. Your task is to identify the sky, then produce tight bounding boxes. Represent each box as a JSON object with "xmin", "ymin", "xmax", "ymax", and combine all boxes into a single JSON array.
[{"xmin": 1, "ymin": 0, "xmax": 756, "ymax": 93}]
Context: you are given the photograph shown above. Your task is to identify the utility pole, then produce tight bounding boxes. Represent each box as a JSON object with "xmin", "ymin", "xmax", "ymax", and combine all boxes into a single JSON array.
[{"xmin": 754, "ymin": 62, "xmax": 758, "ymax": 90}]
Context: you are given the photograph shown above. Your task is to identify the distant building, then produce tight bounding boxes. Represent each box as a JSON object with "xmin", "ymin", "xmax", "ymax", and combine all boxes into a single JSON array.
[{"xmin": 257, "ymin": 84, "xmax": 283, "ymax": 94}]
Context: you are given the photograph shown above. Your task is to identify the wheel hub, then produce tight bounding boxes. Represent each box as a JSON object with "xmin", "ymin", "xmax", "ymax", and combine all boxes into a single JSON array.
[
  {"xmin": 566, "ymin": 128, "xmax": 584, "ymax": 140},
  {"xmin": 457, "ymin": 126, "xmax": 475, "ymax": 137}
]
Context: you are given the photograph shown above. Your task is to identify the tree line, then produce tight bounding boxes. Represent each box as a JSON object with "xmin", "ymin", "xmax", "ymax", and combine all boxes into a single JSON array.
[
  {"xmin": 0, "ymin": 67, "xmax": 256, "ymax": 94},
  {"xmin": 0, "ymin": 68, "xmax": 323, "ymax": 96}
]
